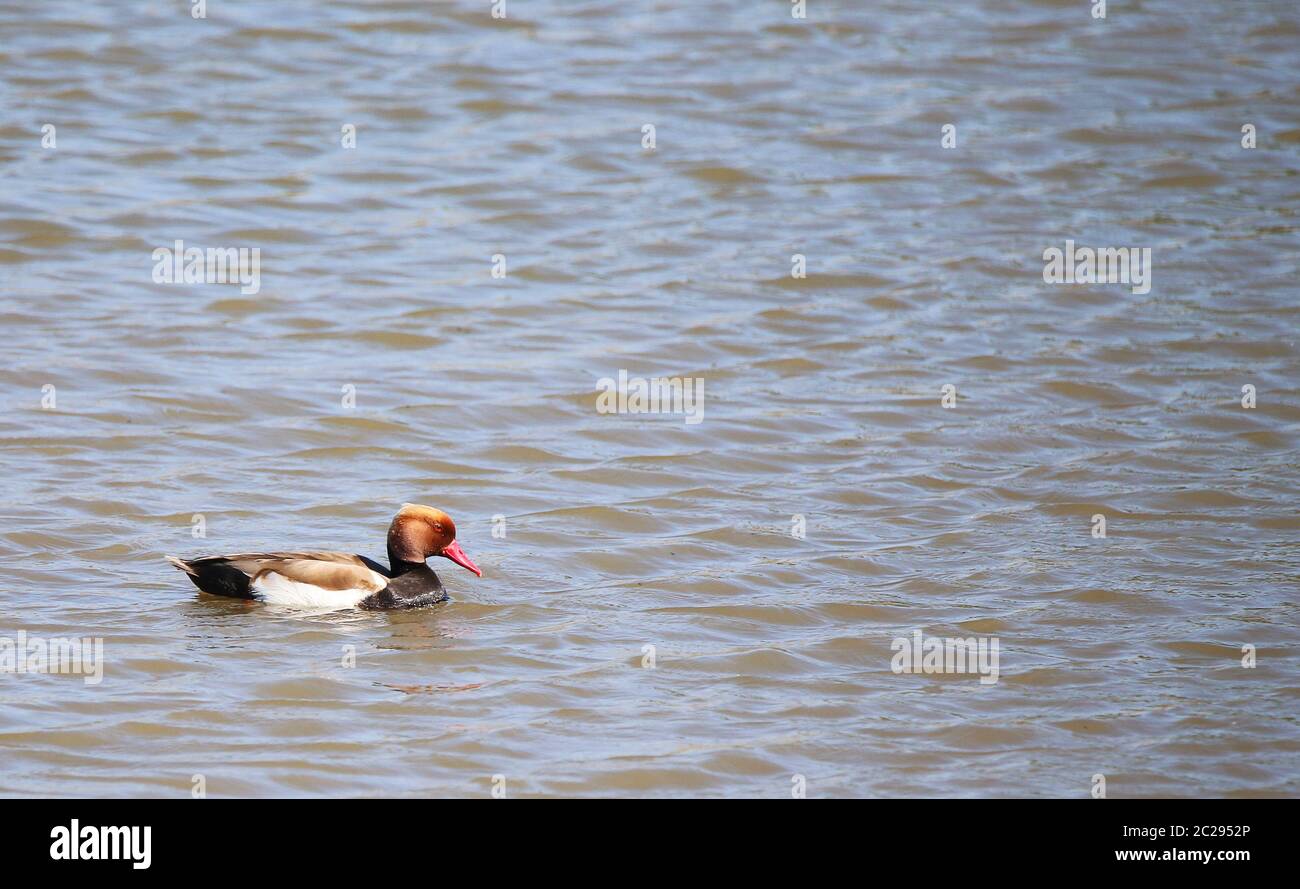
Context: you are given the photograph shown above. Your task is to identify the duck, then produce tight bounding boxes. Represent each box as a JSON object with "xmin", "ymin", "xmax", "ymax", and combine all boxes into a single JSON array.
[{"xmin": 166, "ymin": 503, "xmax": 481, "ymax": 610}]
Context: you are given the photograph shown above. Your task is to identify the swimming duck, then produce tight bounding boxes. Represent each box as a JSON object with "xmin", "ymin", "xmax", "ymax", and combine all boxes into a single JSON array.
[{"xmin": 166, "ymin": 503, "xmax": 481, "ymax": 609}]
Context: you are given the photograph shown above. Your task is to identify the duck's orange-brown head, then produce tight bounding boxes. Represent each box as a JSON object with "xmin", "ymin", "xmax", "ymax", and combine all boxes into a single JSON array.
[{"xmin": 387, "ymin": 503, "xmax": 482, "ymax": 576}]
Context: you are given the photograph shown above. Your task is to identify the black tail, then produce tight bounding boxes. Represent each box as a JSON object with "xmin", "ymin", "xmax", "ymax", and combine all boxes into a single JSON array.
[{"xmin": 166, "ymin": 556, "xmax": 255, "ymax": 600}]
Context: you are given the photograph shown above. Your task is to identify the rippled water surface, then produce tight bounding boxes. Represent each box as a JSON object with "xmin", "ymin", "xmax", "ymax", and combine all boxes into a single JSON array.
[{"xmin": 0, "ymin": 1, "xmax": 1298, "ymax": 797}]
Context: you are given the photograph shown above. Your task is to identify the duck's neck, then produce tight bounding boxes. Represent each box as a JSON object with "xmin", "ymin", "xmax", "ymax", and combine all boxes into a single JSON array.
[{"xmin": 387, "ymin": 548, "xmax": 426, "ymax": 578}]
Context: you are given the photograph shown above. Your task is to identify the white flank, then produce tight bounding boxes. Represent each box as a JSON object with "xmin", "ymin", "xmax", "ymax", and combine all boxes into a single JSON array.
[{"xmin": 250, "ymin": 572, "xmax": 376, "ymax": 609}]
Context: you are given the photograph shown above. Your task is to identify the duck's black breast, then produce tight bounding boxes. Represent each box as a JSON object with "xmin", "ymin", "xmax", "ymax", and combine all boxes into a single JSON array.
[{"xmin": 359, "ymin": 563, "xmax": 446, "ymax": 609}]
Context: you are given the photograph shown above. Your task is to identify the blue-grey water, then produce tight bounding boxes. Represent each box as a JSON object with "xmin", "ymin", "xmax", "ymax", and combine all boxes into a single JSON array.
[{"xmin": 0, "ymin": 0, "xmax": 1297, "ymax": 797}]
